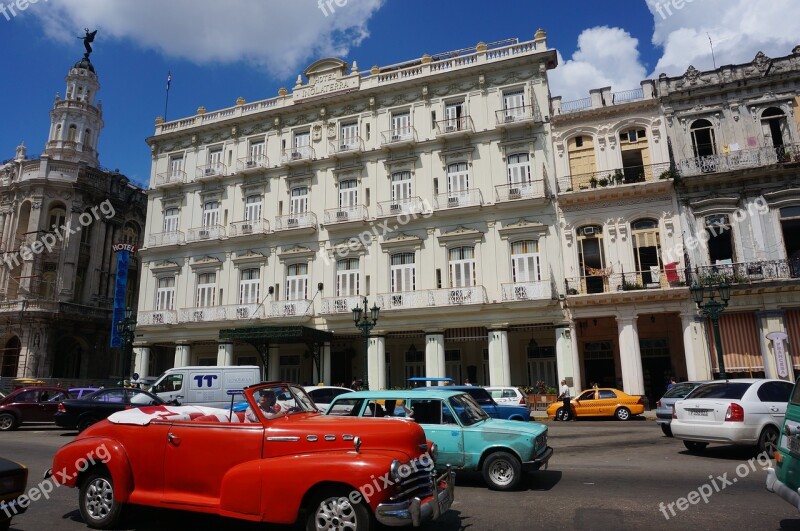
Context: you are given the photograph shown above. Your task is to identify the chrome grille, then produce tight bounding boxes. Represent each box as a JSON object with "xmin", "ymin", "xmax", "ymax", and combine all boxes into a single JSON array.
[
  {"xmin": 389, "ymin": 458, "xmax": 435, "ymax": 502},
  {"xmin": 534, "ymin": 432, "xmax": 548, "ymax": 454}
]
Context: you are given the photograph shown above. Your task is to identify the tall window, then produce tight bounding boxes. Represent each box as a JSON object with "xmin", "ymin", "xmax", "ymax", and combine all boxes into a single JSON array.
[
  {"xmin": 249, "ymin": 141, "xmax": 265, "ymax": 164},
  {"xmin": 169, "ymin": 155, "xmax": 184, "ymax": 177},
  {"xmin": 391, "ymin": 171, "xmax": 412, "ymax": 202},
  {"xmin": 239, "ymin": 268, "xmax": 260, "ymax": 304},
  {"xmin": 391, "ymin": 111, "xmax": 411, "ymax": 139},
  {"xmin": 286, "ymin": 263, "xmax": 308, "ymax": 301},
  {"xmin": 449, "ymin": 247, "xmax": 476, "ymax": 288},
  {"xmin": 447, "ymin": 162, "xmax": 469, "ymax": 199},
  {"xmin": 445, "ymin": 102, "xmax": 465, "ymax": 129},
  {"xmin": 68, "ymin": 125, "xmax": 77, "ymax": 142},
  {"xmin": 577, "ymin": 225, "xmax": 606, "ymax": 294},
  {"xmin": 293, "ymin": 131, "xmax": 310, "ymax": 157},
  {"xmin": 391, "ymin": 253, "xmax": 415, "ymax": 293},
  {"xmin": 336, "ymin": 258, "xmax": 359, "ymax": 297},
  {"xmin": 339, "ymin": 179, "xmax": 358, "ymax": 208},
  {"xmin": 503, "ymin": 89, "xmax": 526, "ymax": 118},
  {"xmin": 511, "ymin": 240, "xmax": 541, "ymax": 283},
  {"xmin": 706, "ymin": 215, "xmax": 734, "ymax": 264},
  {"xmin": 761, "ymin": 107, "xmax": 790, "ymax": 151},
  {"xmin": 340, "ymin": 123, "xmax": 359, "ymax": 150},
  {"xmin": 290, "ymin": 187, "xmax": 308, "ymax": 215},
  {"xmin": 445, "ymin": 350, "xmax": 462, "ymax": 383},
  {"xmin": 48, "ymin": 206, "xmax": 66, "ymax": 229},
  {"xmin": 163, "ymin": 208, "xmax": 179, "ymax": 233},
  {"xmin": 507, "ymin": 153, "xmax": 531, "ymax": 185},
  {"xmin": 122, "ymin": 223, "xmax": 138, "ymax": 245},
  {"xmin": 245, "ymin": 195, "xmax": 262, "ymax": 222},
  {"xmin": 632, "ymin": 219, "xmax": 662, "ymax": 282},
  {"xmin": 208, "ymin": 148, "xmax": 222, "ymax": 166},
  {"xmin": 203, "ymin": 201, "xmax": 220, "ymax": 227},
  {"xmin": 690, "ymin": 119, "xmax": 716, "ymax": 158},
  {"xmin": 156, "ymin": 277, "xmax": 175, "ymax": 310},
  {"xmin": 196, "ymin": 273, "xmax": 216, "ymax": 307},
  {"xmin": 83, "ymin": 129, "xmax": 91, "ymax": 148},
  {"xmin": 568, "ymin": 135, "xmax": 596, "ymax": 178}
]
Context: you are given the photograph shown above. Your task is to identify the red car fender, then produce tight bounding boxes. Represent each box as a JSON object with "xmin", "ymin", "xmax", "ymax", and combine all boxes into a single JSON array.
[
  {"xmin": 51, "ymin": 438, "xmax": 133, "ymax": 500},
  {"xmin": 218, "ymin": 451, "xmax": 409, "ymax": 524}
]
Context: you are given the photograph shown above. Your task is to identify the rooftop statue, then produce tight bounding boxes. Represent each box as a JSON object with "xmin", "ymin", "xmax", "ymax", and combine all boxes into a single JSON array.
[{"xmin": 79, "ymin": 28, "xmax": 97, "ymax": 59}]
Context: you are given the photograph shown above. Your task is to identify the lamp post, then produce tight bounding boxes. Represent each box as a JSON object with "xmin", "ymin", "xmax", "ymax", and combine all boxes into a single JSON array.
[
  {"xmin": 690, "ymin": 281, "xmax": 731, "ymax": 379},
  {"xmin": 115, "ymin": 307, "xmax": 137, "ymax": 383},
  {"xmin": 352, "ymin": 297, "xmax": 379, "ymax": 390}
]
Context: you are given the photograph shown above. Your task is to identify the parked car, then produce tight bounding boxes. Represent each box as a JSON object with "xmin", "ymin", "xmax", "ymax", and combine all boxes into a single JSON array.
[
  {"xmin": 303, "ymin": 385, "xmax": 354, "ymax": 413},
  {"xmin": 546, "ymin": 388, "xmax": 645, "ymax": 421},
  {"xmin": 326, "ymin": 389, "xmax": 552, "ymax": 490},
  {"xmin": 69, "ymin": 387, "xmax": 100, "ymax": 399},
  {"xmin": 418, "ymin": 386, "xmax": 530, "ymax": 421},
  {"xmin": 766, "ymin": 377, "xmax": 800, "ymax": 510},
  {"xmin": 485, "ymin": 386, "xmax": 527, "ymax": 406},
  {"xmin": 671, "ymin": 378, "xmax": 792, "ymax": 457},
  {"xmin": 0, "ymin": 386, "xmax": 72, "ymax": 431},
  {"xmin": 49, "ymin": 382, "xmax": 454, "ymax": 530},
  {"xmin": 55, "ymin": 387, "xmax": 166, "ymax": 432},
  {"xmin": 655, "ymin": 381, "xmax": 707, "ymax": 436},
  {"xmin": 0, "ymin": 457, "xmax": 27, "ymax": 530}
]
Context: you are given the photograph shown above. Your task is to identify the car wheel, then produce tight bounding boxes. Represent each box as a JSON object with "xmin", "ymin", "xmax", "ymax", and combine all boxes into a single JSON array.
[
  {"xmin": 0, "ymin": 413, "xmax": 18, "ymax": 431},
  {"xmin": 683, "ymin": 441, "xmax": 708, "ymax": 454},
  {"xmin": 555, "ymin": 408, "xmax": 566, "ymax": 421},
  {"xmin": 660, "ymin": 424, "xmax": 673, "ymax": 437},
  {"xmin": 759, "ymin": 425, "xmax": 780, "ymax": 459},
  {"xmin": 78, "ymin": 417, "xmax": 99, "ymax": 432},
  {"xmin": 79, "ymin": 469, "xmax": 125, "ymax": 529},
  {"xmin": 305, "ymin": 487, "xmax": 373, "ymax": 531},
  {"xmin": 614, "ymin": 407, "xmax": 631, "ymax": 421},
  {"xmin": 482, "ymin": 451, "xmax": 522, "ymax": 491}
]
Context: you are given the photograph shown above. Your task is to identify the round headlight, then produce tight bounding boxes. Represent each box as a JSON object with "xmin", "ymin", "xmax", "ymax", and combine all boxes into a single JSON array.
[
  {"xmin": 429, "ymin": 443, "xmax": 439, "ymax": 462},
  {"xmin": 389, "ymin": 459, "xmax": 402, "ymax": 482}
]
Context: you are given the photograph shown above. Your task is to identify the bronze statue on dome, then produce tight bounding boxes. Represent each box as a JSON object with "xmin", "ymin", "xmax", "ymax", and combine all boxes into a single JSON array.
[{"xmin": 79, "ymin": 28, "xmax": 97, "ymax": 59}]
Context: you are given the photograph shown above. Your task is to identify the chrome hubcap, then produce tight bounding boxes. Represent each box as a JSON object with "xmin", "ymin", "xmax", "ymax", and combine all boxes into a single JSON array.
[
  {"xmin": 315, "ymin": 496, "xmax": 357, "ymax": 530},
  {"xmin": 618, "ymin": 410, "xmax": 629, "ymax": 420},
  {"xmin": 0, "ymin": 416, "xmax": 12, "ymax": 430},
  {"xmin": 489, "ymin": 460, "xmax": 514, "ymax": 486},
  {"xmin": 84, "ymin": 477, "xmax": 114, "ymax": 520}
]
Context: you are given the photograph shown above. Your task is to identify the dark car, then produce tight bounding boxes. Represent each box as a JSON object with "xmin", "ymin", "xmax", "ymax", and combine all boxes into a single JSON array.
[
  {"xmin": 54, "ymin": 387, "xmax": 166, "ymax": 432},
  {"xmin": 655, "ymin": 381, "xmax": 707, "ymax": 436},
  {"xmin": 0, "ymin": 457, "xmax": 27, "ymax": 530},
  {"xmin": 418, "ymin": 386, "xmax": 530, "ymax": 421},
  {"xmin": 0, "ymin": 386, "xmax": 72, "ymax": 431}
]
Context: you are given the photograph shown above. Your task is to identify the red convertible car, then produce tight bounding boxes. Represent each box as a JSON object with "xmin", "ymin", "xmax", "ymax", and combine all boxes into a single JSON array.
[{"xmin": 49, "ymin": 382, "xmax": 454, "ymax": 530}]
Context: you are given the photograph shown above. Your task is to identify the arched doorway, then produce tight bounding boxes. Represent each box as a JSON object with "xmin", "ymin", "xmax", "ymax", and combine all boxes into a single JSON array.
[
  {"xmin": 0, "ymin": 337, "xmax": 21, "ymax": 377},
  {"xmin": 52, "ymin": 336, "xmax": 85, "ymax": 378}
]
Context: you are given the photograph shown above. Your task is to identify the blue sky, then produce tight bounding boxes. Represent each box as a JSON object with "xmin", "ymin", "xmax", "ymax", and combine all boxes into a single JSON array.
[{"xmin": 1, "ymin": 0, "xmax": 797, "ymax": 186}]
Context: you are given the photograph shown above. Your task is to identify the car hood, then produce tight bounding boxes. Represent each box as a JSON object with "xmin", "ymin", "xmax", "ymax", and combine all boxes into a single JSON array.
[{"xmin": 470, "ymin": 418, "xmax": 547, "ymax": 436}]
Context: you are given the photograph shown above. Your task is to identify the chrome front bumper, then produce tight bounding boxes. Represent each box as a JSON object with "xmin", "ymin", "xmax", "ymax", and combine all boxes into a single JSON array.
[
  {"xmin": 766, "ymin": 467, "xmax": 800, "ymax": 511},
  {"xmin": 375, "ymin": 467, "xmax": 455, "ymax": 527}
]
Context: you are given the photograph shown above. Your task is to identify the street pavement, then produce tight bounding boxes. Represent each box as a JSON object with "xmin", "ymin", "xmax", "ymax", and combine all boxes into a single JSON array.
[{"xmin": 3, "ymin": 417, "xmax": 800, "ymax": 530}]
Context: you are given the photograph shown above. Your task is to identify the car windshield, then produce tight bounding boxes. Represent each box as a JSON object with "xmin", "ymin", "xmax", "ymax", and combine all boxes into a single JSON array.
[
  {"xmin": 448, "ymin": 393, "xmax": 489, "ymax": 426},
  {"xmin": 463, "ymin": 388, "xmax": 494, "ymax": 406},
  {"xmin": 685, "ymin": 382, "xmax": 750, "ymax": 400},
  {"xmin": 662, "ymin": 382, "xmax": 701, "ymax": 399},
  {"xmin": 244, "ymin": 383, "xmax": 317, "ymax": 419}
]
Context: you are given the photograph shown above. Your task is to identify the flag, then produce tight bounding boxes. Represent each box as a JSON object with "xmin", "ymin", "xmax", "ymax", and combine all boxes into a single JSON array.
[{"xmin": 166, "ymin": 71, "xmax": 172, "ymax": 91}]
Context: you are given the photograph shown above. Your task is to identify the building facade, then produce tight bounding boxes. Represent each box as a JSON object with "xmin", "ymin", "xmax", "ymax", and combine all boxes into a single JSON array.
[
  {"xmin": 0, "ymin": 53, "xmax": 146, "ymax": 380},
  {"xmin": 137, "ymin": 31, "xmax": 578, "ymax": 391}
]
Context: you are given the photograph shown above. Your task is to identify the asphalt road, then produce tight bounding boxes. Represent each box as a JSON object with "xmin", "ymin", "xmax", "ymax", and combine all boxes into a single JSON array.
[{"xmin": 3, "ymin": 418, "xmax": 800, "ymax": 530}]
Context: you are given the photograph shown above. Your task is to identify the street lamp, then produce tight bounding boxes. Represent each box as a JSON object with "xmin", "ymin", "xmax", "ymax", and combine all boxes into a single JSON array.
[
  {"xmin": 352, "ymin": 297, "xmax": 379, "ymax": 390},
  {"xmin": 115, "ymin": 307, "xmax": 137, "ymax": 383},
  {"xmin": 690, "ymin": 281, "xmax": 731, "ymax": 379}
]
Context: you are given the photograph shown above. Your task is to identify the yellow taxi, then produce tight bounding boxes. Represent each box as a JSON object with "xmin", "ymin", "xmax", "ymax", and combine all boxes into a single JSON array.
[{"xmin": 546, "ymin": 387, "xmax": 645, "ymax": 421}]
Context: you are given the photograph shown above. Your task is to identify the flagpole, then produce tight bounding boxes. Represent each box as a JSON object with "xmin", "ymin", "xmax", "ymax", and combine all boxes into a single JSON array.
[{"xmin": 164, "ymin": 71, "xmax": 171, "ymax": 121}]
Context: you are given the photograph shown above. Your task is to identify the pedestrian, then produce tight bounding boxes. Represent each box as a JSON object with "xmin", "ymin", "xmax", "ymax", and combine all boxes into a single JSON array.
[
  {"xmin": 667, "ymin": 377, "xmax": 677, "ymax": 390},
  {"xmin": 558, "ymin": 379, "xmax": 572, "ymax": 421}
]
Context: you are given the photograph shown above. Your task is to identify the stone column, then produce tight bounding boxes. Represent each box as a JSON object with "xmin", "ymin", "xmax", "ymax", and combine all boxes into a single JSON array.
[
  {"xmin": 134, "ymin": 346, "xmax": 151, "ymax": 377},
  {"xmin": 425, "ymin": 332, "xmax": 445, "ymax": 382},
  {"xmin": 680, "ymin": 312, "xmax": 710, "ymax": 381},
  {"xmin": 217, "ymin": 342, "xmax": 233, "ymax": 366},
  {"xmin": 368, "ymin": 336, "xmax": 386, "ymax": 390},
  {"xmin": 570, "ymin": 323, "xmax": 582, "ymax": 393},
  {"xmin": 174, "ymin": 343, "xmax": 191, "ymax": 367},
  {"xmin": 313, "ymin": 342, "xmax": 332, "ymax": 385},
  {"xmin": 268, "ymin": 346, "xmax": 280, "ymax": 381},
  {"xmin": 555, "ymin": 326, "xmax": 581, "ymax": 394},
  {"xmin": 487, "ymin": 329, "xmax": 511, "ymax": 386},
  {"xmin": 757, "ymin": 310, "xmax": 792, "ymax": 381},
  {"xmin": 617, "ymin": 315, "xmax": 645, "ymax": 396}
]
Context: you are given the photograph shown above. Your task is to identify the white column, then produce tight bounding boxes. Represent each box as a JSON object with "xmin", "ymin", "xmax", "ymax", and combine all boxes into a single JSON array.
[
  {"xmin": 217, "ymin": 342, "xmax": 233, "ymax": 366},
  {"xmin": 617, "ymin": 316, "xmax": 644, "ymax": 396},
  {"xmin": 425, "ymin": 333, "xmax": 445, "ymax": 382},
  {"xmin": 133, "ymin": 347, "xmax": 151, "ymax": 377},
  {"xmin": 555, "ymin": 326, "xmax": 581, "ymax": 395},
  {"xmin": 312, "ymin": 343, "xmax": 332, "ymax": 385},
  {"xmin": 268, "ymin": 346, "xmax": 280, "ymax": 381},
  {"xmin": 488, "ymin": 329, "xmax": 511, "ymax": 386},
  {"xmin": 368, "ymin": 336, "xmax": 386, "ymax": 390},
  {"xmin": 570, "ymin": 323, "xmax": 582, "ymax": 393},
  {"xmin": 174, "ymin": 344, "xmax": 191, "ymax": 367},
  {"xmin": 758, "ymin": 310, "xmax": 793, "ymax": 382},
  {"xmin": 680, "ymin": 312, "xmax": 709, "ymax": 381}
]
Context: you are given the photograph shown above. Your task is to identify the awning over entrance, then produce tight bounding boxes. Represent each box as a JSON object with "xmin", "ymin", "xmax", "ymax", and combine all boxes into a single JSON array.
[{"xmin": 707, "ymin": 312, "xmax": 763, "ymax": 373}]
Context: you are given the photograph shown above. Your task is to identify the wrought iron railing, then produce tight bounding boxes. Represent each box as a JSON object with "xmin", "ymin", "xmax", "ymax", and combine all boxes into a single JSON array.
[
  {"xmin": 376, "ymin": 287, "xmax": 487, "ymax": 310},
  {"xmin": 138, "ymin": 310, "xmax": 178, "ymax": 325},
  {"xmin": 495, "ymin": 181, "xmax": 547, "ymax": 201},
  {"xmin": 229, "ymin": 219, "xmax": 270, "ymax": 237},
  {"xmin": 381, "ymin": 127, "xmax": 417, "ymax": 146},
  {"xmin": 435, "ymin": 116, "xmax": 474, "ymax": 136},
  {"xmin": 267, "ymin": 300, "xmax": 314, "ymax": 318},
  {"xmin": 186, "ymin": 225, "xmax": 226, "ymax": 242},
  {"xmin": 376, "ymin": 197, "xmax": 429, "ymax": 218},
  {"xmin": 147, "ymin": 231, "xmax": 185, "ymax": 247},
  {"xmin": 557, "ymin": 162, "xmax": 672, "ymax": 193},
  {"xmin": 678, "ymin": 144, "xmax": 800, "ymax": 177},
  {"xmin": 324, "ymin": 205, "xmax": 368, "ymax": 224},
  {"xmin": 274, "ymin": 212, "xmax": 317, "ymax": 231},
  {"xmin": 565, "ymin": 268, "xmax": 687, "ymax": 295},
  {"xmin": 692, "ymin": 259, "xmax": 800, "ymax": 285},
  {"xmin": 501, "ymin": 281, "xmax": 553, "ymax": 301},
  {"xmin": 236, "ymin": 154, "xmax": 269, "ymax": 172},
  {"xmin": 433, "ymin": 189, "xmax": 484, "ymax": 210},
  {"xmin": 195, "ymin": 162, "xmax": 227, "ymax": 180},
  {"xmin": 281, "ymin": 145, "xmax": 315, "ymax": 164}
]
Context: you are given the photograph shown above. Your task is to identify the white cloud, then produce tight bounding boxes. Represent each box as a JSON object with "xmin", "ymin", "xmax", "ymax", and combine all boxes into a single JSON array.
[
  {"xmin": 33, "ymin": 0, "xmax": 385, "ymax": 78},
  {"xmin": 549, "ymin": 26, "xmax": 647, "ymax": 101}
]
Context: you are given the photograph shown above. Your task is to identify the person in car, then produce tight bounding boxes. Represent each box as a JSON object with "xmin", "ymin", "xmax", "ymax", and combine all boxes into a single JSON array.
[{"xmin": 245, "ymin": 389, "xmax": 286, "ymax": 422}]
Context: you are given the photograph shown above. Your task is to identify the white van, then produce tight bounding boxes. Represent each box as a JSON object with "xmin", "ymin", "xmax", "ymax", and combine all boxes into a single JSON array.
[{"xmin": 149, "ymin": 366, "xmax": 261, "ymax": 408}]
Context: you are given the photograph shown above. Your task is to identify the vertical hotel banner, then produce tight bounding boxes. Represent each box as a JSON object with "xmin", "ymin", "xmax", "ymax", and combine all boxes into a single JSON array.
[{"xmin": 110, "ymin": 243, "xmax": 136, "ymax": 348}]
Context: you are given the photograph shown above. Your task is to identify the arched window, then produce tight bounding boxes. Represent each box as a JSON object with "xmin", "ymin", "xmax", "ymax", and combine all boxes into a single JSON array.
[
  {"xmin": 48, "ymin": 205, "xmax": 66, "ymax": 230},
  {"xmin": 761, "ymin": 107, "xmax": 790, "ymax": 152},
  {"xmin": 690, "ymin": 119, "xmax": 716, "ymax": 158},
  {"xmin": 83, "ymin": 129, "xmax": 91, "ymax": 148},
  {"xmin": 67, "ymin": 125, "xmax": 77, "ymax": 142},
  {"xmin": 122, "ymin": 222, "xmax": 139, "ymax": 245}
]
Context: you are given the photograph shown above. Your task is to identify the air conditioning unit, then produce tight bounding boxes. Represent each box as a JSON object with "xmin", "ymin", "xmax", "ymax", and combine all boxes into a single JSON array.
[
  {"xmin": 447, "ymin": 196, "xmax": 460, "ymax": 206},
  {"xmin": 236, "ymin": 307, "xmax": 250, "ymax": 319},
  {"xmin": 336, "ymin": 210, "xmax": 349, "ymax": 220},
  {"xmin": 240, "ymin": 224, "xmax": 253, "ymax": 233},
  {"xmin": 391, "ymin": 134, "xmax": 401, "ymax": 141},
  {"xmin": 508, "ymin": 187, "xmax": 521, "ymax": 198},
  {"xmin": 198, "ymin": 229, "xmax": 210, "ymax": 238},
  {"xmin": 291, "ymin": 152, "xmax": 302, "ymax": 160},
  {"xmin": 445, "ymin": 125, "xmax": 457, "ymax": 132},
  {"xmin": 340, "ymin": 144, "xmax": 350, "ymax": 151},
  {"xmin": 287, "ymin": 218, "xmax": 299, "ymax": 227},
  {"xmin": 504, "ymin": 114, "xmax": 517, "ymax": 123},
  {"xmin": 583, "ymin": 226, "xmax": 596, "ymax": 236},
  {"xmin": 389, "ymin": 204, "xmax": 402, "ymax": 213}
]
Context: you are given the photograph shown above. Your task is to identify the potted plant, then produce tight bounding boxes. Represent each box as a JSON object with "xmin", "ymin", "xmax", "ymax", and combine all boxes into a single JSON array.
[
  {"xmin": 598, "ymin": 177, "xmax": 609, "ymax": 187},
  {"xmin": 589, "ymin": 176, "xmax": 598, "ymax": 188},
  {"xmin": 658, "ymin": 169, "xmax": 672, "ymax": 180},
  {"xmin": 613, "ymin": 168, "xmax": 624, "ymax": 184}
]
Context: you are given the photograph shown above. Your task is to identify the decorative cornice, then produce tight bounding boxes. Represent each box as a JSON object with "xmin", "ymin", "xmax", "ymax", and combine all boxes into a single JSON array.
[
  {"xmin": 189, "ymin": 255, "xmax": 223, "ymax": 270},
  {"xmin": 497, "ymin": 219, "xmax": 549, "ymax": 239},
  {"xmin": 437, "ymin": 225, "xmax": 485, "ymax": 244},
  {"xmin": 277, "ymin": 245, "xmax": 316, "ymax": 260},
  {"xmin": 149, "ymin": 260, "xmax": 182, "ymax": 274},
  {"xmin": 380, "ymin": 232, "xmax": 423, "ymax": 251},
  {"xmin": 232, "ymin": 250, "xmax": 268, "ymax": 266}
]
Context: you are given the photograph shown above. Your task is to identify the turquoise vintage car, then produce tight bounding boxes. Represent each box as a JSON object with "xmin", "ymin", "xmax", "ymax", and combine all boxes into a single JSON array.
[{"xmin": 326, "ymin": 389, "xmax": 552, "ymax": 490}]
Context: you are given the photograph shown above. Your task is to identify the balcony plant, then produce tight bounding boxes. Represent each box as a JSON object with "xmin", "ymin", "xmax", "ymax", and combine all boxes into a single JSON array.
[
  {"xmin": 621, "ymin": 280, "xmax": 644, "ymax": 291},
  {"xmin": 598, "ymin": 177, "xmax": 609, "ymax": 187},
  {"xmin": 613, "ymin": 168, "xmax": 624, "ymax": 184},
  {"xmin": 589, "ymin": 176, "xmax": 598, "ymax": 188}
]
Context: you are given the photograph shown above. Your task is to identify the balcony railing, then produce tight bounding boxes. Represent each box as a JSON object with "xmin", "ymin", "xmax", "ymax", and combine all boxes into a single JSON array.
[
  {"xmin": 229, "ymin": 219, "xmax": 270, "ymax": 237},
  {"xmin": 267, "ymin": 300, "xmax": 313, "ymax": 318},
  {"xmin": 324, "ymin": 205, "xmax": 368, "ymax": 224},
  {"xmin": 611, "ymin": 87, "xmax": 645, "ymax": 104},
  {"xmin": 179, "ymin": 306, "xmax": 228, "ymax": 323},
  {"xmin": 433, "ymin": 189, "xmax": 484, "ymax": 210},
  {"xmin": 677, "ymin": 144, "xmax": 800, "ymax": 177},
  {"xmin": 195, "ymin": 162, "xmax": 227, "ymax": 180},
  {"xmin": 155, "ymin": 170, "xmax": 187, "ymax": 187},
  {"xmin": 693, "ymin": 259, "xmax": 800, "ymax": 285},
  {"xmin": 435, "ymin": 116, "xmax": 474, "ymax": 136},
  {"xmin": 186, "ymin": 225, "xmax": 225, "ymax": 242},
  {"xmin": 495, "ymin": 181, "xmax": 547, "ymax": 202},
  {"xmin": 138, "ymin": 310, "xmax": 178, "ymax": 325},
  {"xmin": 321, "ymin": 295, "xmax": 364, "ymax": 315},
  {"xmin": 495, "ymin": 104, "xmax": 543, "ymax": 126},
  {"xmin": 557, "ymin": 162, "xmax": 672, "ymax": 193},
  {"xmin": 330, "ymin": 137, "xmax": 364, "ymax": 155},
  {"xmin": 565, "ymin": 268, "xmax": 687, "ymax": 295},
  {"xmin": 281, "ymin": 145, "xmax": 315, "ymax": 164},
  {"xmin": 236, "ymin": 154, "xmax": 269, "ymax": 172},
  {"xmin": 274, "ymin": 212, "xmax": 317, "ymax": 231},
  {"xmin": 381, "ymin": 127, "xmax": 417, "ymax": 146},
  {"xmin": 558, "ymin": 97, "xmax": 592, "ymax": 114},
  {"xmin": 376, "ymin": 197, "xmax": 428, "ymax": 217},
  {"xmin": 501, "ymin": 281, "xmax": 553, "ymax": 301},
  {"xmin": 147, "ymin": 231, "xmax": 185, "ymax": 247},
  {"xmin": 376, "ymin": 286, "xmax": 488, "ymax": 310}
]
